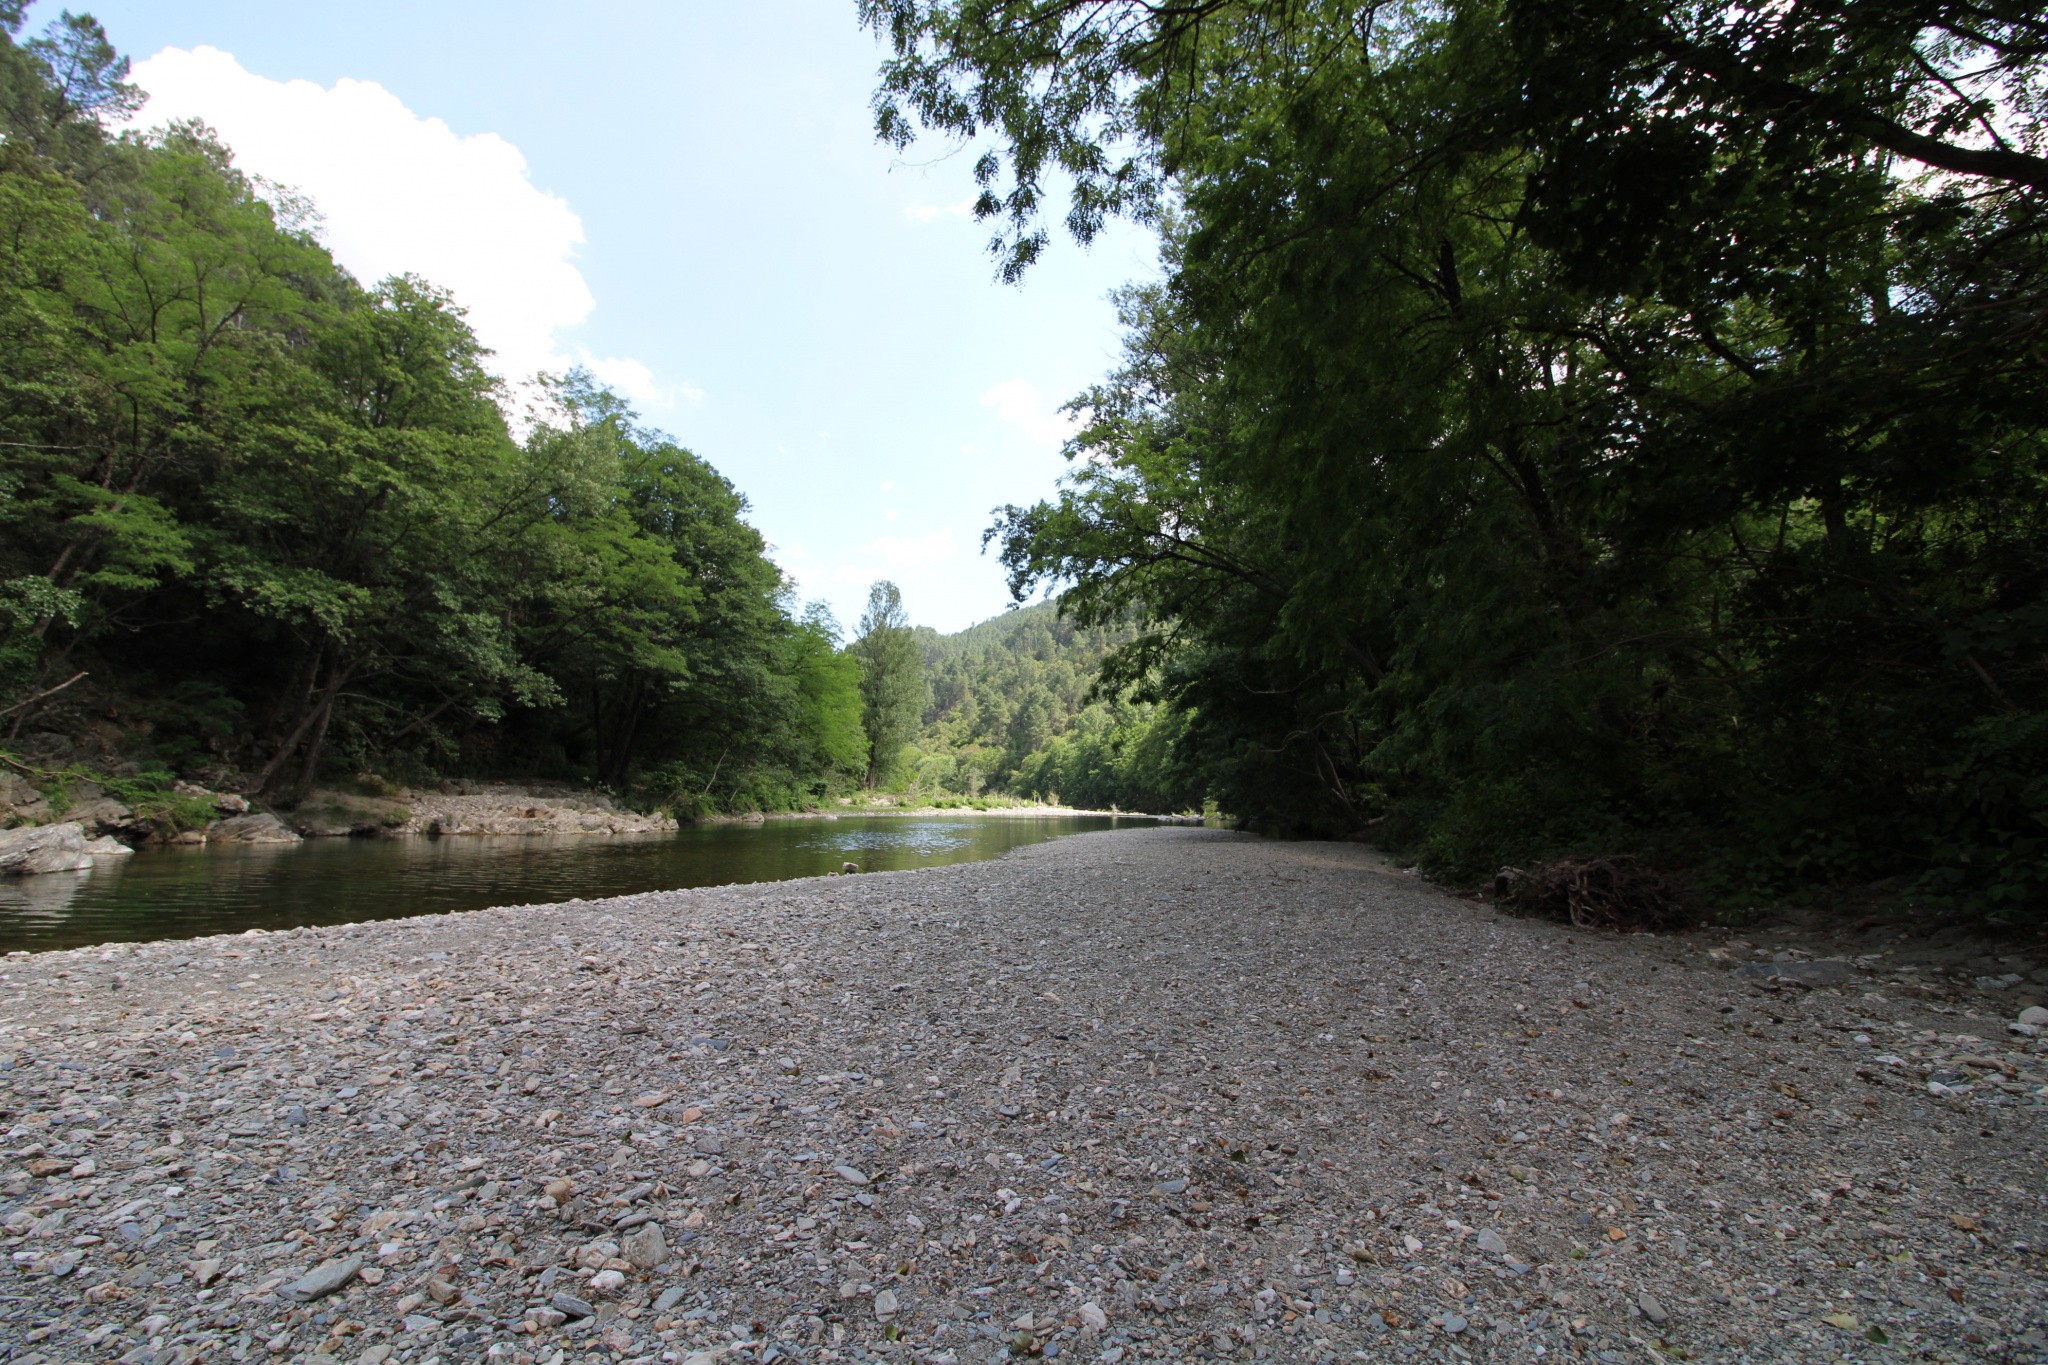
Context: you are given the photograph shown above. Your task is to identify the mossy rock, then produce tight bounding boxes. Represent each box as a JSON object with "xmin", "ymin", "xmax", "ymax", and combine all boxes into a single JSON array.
[{"xmin": 289, "ymin": 789, "xmax": 414, "ymax": 837}]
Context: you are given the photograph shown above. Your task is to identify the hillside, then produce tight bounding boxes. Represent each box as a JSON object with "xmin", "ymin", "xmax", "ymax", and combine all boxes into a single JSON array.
[
  {"xmin": 0, "ymin": 15, "xmax": 865, "ymax": 821},
  {"xmin": 896, "ymin": 600, "xmax": 1201, "ymax": 813}
]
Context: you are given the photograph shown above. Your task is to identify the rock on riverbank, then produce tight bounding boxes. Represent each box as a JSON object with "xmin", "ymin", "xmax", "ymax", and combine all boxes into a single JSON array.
[
  {"xmin": 0, "ymin": 782, "xmax": 676, "ymax": 871},
  {"xmin": 288, "ymin": 788, "xmax": 676, "ymax": 840},
  {"xmin": 0, "ymin": 829, "xmax": 2041, "ymax": 1364},
  {"xmin": 0, "ymin": 821, "xmax": 133, "ymax": 874}
]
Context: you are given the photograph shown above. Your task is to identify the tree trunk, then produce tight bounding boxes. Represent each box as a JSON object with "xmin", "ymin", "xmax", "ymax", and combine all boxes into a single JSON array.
[
  {"xmin": 603, "ymin": 674, "xmax": 649, "ymax": 786},
  {"xmin": 255, "ymin": 651, "xmax": 345, "ymax": 800},
  {"xmin": 260, "ymin": 651, "xmax": 319, "ymax": 751},
  {"xmin": 291, "ymin": 664, "xmax": 346, "ymax": 796}
]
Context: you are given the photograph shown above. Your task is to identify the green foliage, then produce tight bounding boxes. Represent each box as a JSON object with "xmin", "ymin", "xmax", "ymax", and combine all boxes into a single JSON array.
[
  {"xmin": 870, "ymin": 1, "xmax": 2048, "ymax": 916},
  {"xmin": 900, "ymin": 599, "xmax": 1203, "ymax": 812},
  {"xmin": 0, "ymin": 752, "xmax": 216, "ymax": 833},
  {"xmin": 852, "ymin": 581, "xmax": 928, "ymax": 789},
  {"xmin": 792, "ymin": 604, "xmax": 869, "ymax": 776},
  {"xmin": 0, "ymin": 12, "xmax": 867, "ymax": 816}
]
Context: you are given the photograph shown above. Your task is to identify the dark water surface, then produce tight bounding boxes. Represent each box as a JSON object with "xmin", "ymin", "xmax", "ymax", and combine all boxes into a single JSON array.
[{"xmin": 0, "ymin": 814, "xmax": 1138, "ymax": 953}]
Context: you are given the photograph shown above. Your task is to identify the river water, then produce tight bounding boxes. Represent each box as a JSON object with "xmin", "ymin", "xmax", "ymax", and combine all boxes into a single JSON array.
[{"xmin": 0, "ymin": 813, "xmax": 1140, "ymax": 954}]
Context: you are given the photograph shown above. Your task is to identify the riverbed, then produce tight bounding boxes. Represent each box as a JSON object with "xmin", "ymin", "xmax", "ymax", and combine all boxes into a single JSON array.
[
  {"xmin": 0, "ymin": 812, "xmax": 1134, "ymax": 952},
  {"xmin": 0, "ymin": 826, "xmax": 2036, "ymax": 1362}
]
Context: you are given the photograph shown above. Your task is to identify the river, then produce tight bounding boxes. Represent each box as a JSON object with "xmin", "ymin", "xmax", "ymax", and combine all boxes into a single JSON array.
[{"xmin": 0, "ymin": 813, "xmax": 1141, "ymax": 953}]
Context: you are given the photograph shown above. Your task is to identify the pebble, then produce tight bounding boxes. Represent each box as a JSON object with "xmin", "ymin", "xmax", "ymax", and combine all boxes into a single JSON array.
[
  {"xmin": 1732, "ymin": 957, "xmax": 1855, "ymax": 986},
  {"xmin": 621, "ymin": 1221, "xmax": 666, "ymax": 1268},
  {"xmin": 282, "ymin": 1253, "xmax": 361, "ymax": 1302},
  {"xmin": 0, "ymin": 828, "xmax": 2039, "ymax": 1364}
]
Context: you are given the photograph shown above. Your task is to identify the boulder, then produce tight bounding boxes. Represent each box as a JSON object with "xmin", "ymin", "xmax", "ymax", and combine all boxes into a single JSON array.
[
  {"xmin": 207, "ymin": 813, "xmax": 302, "ymax": 844},
  {"xmin": 412, "ymin": 791, "xmax": 677, "ymax": 837},
  {"xmin": 0, "ymin": 771, "xmax": 53, "ymax": 827},
  {"xmin": 82, "ymin": 834, "xmax": 134, "ymax": 858},
  {"xmin": 175, "ymin": 780, "xmax": 249, "ymax": 815},
  {"xmin": 289, "ymin": 790, "xmax": 413, "ymax": 837},
  {"xmin": 0, "ymin": 822, "xmax": 94, "ymax": 875},
  {"xmin": 68, "ymin": 795, "xmax": 139, "ymax": 837}
]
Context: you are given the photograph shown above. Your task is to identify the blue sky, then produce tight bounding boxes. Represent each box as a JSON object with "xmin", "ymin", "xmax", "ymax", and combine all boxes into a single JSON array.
[{"xmin": 33, "ymin": 1, "xmax": 1156, "ymax": 633}]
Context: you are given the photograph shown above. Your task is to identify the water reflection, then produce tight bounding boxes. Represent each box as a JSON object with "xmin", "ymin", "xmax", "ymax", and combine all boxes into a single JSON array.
[
  {"xmin": 0, "ymin": 865, "xmax": 90, "ymax": 922},
  {"xmin": 0, "ymin": 814, "xmax": 1138, "ymax": 953}
]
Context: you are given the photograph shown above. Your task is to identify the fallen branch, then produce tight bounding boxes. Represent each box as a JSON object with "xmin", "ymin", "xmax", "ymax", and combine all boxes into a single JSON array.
[
  {"xmin": 1493, "ymin": 855, "xmax": 1693, "ymax": 932},
  {"xmin": 0, "ymin": 670, "xmax": 88, "ymax": 719}
]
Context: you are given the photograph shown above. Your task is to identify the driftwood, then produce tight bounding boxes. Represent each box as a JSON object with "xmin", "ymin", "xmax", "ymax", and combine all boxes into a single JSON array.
[{"xmin": 1492, "ymin": 855, "xmax": 1692, "ymax": 932}]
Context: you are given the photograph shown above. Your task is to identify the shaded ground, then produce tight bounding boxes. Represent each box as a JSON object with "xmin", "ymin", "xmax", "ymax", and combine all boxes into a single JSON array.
[{"xmin": 1, "ymin": 828, "xmax": 2041, "ymax": 1364}]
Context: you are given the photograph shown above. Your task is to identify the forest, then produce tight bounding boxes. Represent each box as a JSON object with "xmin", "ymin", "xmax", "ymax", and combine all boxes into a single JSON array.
[
  {"xmin": 864, "ymin": 0, "xmax": 2048, "ymax": 917},
  {"xmin": 901, "ymin": 600, "xmax": 1199, "ymax": 812},
  {"xmin": 8, "ymin": 0, "xmax": 2044, "ymax": 922},
  {"xmin": 0, "ymin": 11, "xmax": 871, "ymax": 817}
]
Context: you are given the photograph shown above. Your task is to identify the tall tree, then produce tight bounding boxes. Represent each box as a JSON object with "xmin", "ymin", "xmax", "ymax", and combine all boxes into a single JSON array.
[
  {"xmin": 851, "ymin": 580, "xmax": 926, "ymax": 789},
  {"xmin": 0, "ymin": 9, "xmax": 878, "ymax": 816},
  {"xmin": 866, "ymin": 0, "xmax": 2048, "ymax": 914}
]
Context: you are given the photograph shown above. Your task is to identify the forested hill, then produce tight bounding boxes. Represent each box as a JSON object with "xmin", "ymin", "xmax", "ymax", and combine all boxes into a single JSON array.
[
  {"xmin": 901, "ymin": 601, "xmax": 1200, "ymax": 814},
  {"xmin": 0, "ymin": 12, "xmax": 866, "ymax": 817}
]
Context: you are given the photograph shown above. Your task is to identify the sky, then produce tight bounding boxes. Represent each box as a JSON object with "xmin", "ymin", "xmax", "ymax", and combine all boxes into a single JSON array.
[{"xmin": 30, "ymin": 1, "xmax": 1158, "ymax": 634}]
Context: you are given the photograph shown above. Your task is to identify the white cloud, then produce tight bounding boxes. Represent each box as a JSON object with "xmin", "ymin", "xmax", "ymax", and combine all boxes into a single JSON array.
[
  {"xmin": 124, "ymin": 46, "xmax": 696, "ymax": 408},
  {"xmin": 576, "ymin": 350, "xmax": 705, "ymax": 411},
  {"xmin": 980, "ymin": 378, "xmax": 1079, "ymax": 449},
  {"xmin": 903, "ymin": 195, "xmax": 976, "ymax": 223},
  {"xmin": 775, "ymin": 526, "xmax": 961, "ymax": 603},
  {"xmin": 858, "ymin": 527, "xmax": 959, "ymax": 573}
]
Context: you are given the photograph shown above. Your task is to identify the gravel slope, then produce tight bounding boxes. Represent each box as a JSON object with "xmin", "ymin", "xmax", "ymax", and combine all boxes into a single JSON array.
[{"xmin": 1, "ymin": 827, "xmax": 2042, "ymax": 1365}]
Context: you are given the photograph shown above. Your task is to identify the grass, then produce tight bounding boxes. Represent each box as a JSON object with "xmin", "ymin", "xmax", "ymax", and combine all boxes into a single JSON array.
[{"xmin": 0, "ymin": 750, "xmax": 220, "ymax": 834}]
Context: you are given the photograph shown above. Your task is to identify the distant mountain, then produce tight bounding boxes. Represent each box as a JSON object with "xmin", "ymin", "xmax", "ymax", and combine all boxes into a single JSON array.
[{"xmin": 899, "ymin": 600, "xmax": 1200, "ymax": 813}]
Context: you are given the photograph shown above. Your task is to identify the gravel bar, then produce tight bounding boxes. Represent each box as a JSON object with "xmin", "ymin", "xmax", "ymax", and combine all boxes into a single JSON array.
[{"xmin": 1, "ymin": 827, "xmax": 2042, "ymax": 1364}]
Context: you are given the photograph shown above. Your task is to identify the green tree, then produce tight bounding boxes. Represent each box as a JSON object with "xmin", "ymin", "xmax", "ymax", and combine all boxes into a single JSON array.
[
  {"xmin": 852, "ymin": 580, "xmax": 926, "ymax": 789},
  {"xmin": 0, "ymin": 10, "xmax": 872, "ymax": 815},
  {"xmin": 867, "ymin": 0, "xmax": 2048, "ymax": 913},
  {"xmin": 791, "ymin": 603, "xmax": 869, "ymax": 777}
]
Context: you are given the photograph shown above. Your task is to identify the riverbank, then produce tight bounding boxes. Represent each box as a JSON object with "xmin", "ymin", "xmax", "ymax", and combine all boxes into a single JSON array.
[
  {"xmin": 0, "ymin": 771, "xmax": 1188, "ymax": 866},
  {"xmin": 1, "ymin": 828, "xmax": 2041, "ymax": 1363},
  {"xmin": 693, "ymin": 803, "xmax": 1206, "ymax": 825},
  {"xmin": 0, "ymin": 781, "xmax": 678, "ymax": 859}
]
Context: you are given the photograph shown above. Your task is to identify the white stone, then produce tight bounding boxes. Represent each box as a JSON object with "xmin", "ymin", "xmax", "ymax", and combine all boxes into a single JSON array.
[{"xmin": 621, "ymin": 1223, "xmax": 666, "ymax": 1269}]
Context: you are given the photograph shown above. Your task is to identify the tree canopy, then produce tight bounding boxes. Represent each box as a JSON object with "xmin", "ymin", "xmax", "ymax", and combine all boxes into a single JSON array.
[
  {"xmin": 0, "ymin": 10, "xmax": 867, "ymax": 813},
  {"xmin": 866, "ymin": 0, "xmax": 2048, "ymax": 915},
  {"xmin": 852, "ymin": 580, "xmax": 928, "ymax": 788}
]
